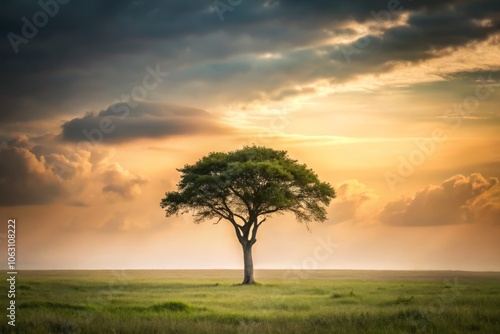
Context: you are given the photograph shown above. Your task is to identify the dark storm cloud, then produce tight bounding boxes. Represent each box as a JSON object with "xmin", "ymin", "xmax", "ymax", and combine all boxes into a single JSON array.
[
  {"xmin": 60, "ymin": 102, "xmax": 229, "ymax": 143},
  {"xmin": 1, "ymin": 0, "xmax": 499, "ymax": 123}
]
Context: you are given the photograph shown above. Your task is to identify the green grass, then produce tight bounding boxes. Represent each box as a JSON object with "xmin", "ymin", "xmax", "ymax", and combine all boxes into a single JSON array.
[{"xmin": 1, "ymin": 270, "xmax": 499, "ymax": 333}]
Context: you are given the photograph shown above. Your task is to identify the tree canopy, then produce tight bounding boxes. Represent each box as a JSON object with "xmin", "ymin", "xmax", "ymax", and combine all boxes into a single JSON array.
[{"xmin": 160, "ymin": 146, "xmax": 336, "ymax": 283}]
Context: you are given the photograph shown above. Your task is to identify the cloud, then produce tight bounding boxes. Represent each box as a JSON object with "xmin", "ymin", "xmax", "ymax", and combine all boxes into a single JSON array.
[
  {"xmin": 379, "ymin": 173, "xmax": 500, "ymax": 226},
  {"xmin": 330, "ymin": 179, "xmax": 378, "ymax": 224},
  {"xmin": 0, "ymin": 135, "xmax": 147, "ymax": 206},
  {"xmin": 60, "ymin": 101, "xmax": 230, "ymax": 144},
  {"xmin": 101, "ymin": 163, "xmax": 147, "ymax": 200},
  {"xmin": 0, "ymin": 145, "xmax": 63, "ymax": 206},
  {"xmin": 1, "ymin": 0, "xmax": 499, "ymax": 124}
]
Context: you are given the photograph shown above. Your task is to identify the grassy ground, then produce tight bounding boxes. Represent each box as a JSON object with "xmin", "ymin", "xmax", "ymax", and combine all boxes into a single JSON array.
[{"xmin": 1, "ymin": 270, "xmax": 499, "ymax": 333}]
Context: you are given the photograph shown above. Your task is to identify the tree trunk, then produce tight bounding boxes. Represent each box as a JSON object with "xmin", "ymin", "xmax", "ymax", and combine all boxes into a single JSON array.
[{"xmin": 241, "ymin": 243, "xmax": 254, "ymax": 284}]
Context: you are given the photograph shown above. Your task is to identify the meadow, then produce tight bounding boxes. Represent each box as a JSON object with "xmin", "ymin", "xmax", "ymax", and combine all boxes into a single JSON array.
[{"xmin": 1, "ymin": 270, "xmax": 499, "ymax": 333}]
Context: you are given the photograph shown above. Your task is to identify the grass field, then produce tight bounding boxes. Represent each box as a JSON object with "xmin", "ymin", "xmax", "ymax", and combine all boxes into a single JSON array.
[{"xmin": 1, "ymin": 270, "xmax": 499, "ymax": 333}]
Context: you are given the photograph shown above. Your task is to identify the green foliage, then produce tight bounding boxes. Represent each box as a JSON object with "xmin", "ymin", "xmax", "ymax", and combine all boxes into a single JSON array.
[{"xmin": 160, "ymin": 146, "xmax": 336, "ymax": 229}]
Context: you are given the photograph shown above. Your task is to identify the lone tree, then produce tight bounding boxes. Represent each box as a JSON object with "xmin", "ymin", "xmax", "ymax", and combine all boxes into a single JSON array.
[{"xmin": 160, "ymin": 146, "xmax": 336, "ymax": 284}]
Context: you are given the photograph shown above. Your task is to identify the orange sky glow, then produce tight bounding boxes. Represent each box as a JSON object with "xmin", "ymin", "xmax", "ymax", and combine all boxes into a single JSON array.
[{"xmin": 1, "ymin": 0, "xmax": 499, "ymax": 271}]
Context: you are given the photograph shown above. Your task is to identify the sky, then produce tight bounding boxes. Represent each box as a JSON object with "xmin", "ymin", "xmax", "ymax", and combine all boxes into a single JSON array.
[{"xmin": 0, "ymin": 0, "xmax": 499, "ymax": 271}]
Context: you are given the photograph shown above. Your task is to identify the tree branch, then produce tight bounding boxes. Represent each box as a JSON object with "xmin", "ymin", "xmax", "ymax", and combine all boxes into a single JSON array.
[
  {"xmin": 260, "ymin": 208, "xmax": 280, "ymax": 215},
  {"xmin": 221, "ymin": 198, "xmax": 247, "ymax": 225},
  {"xmin": 249, "ymin": 219, "xmax": 262, "ymax": 246},
  {"xmin": 228, "ymin": 185, "xmax": 253, "ymax": 213},
  {"xmin": 222, "ymin": 216, "xmax": 244, "ymax": 244},
  {"xmin": 209, "ymin": 206, "xmax": 230, "ymax": 220}
]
